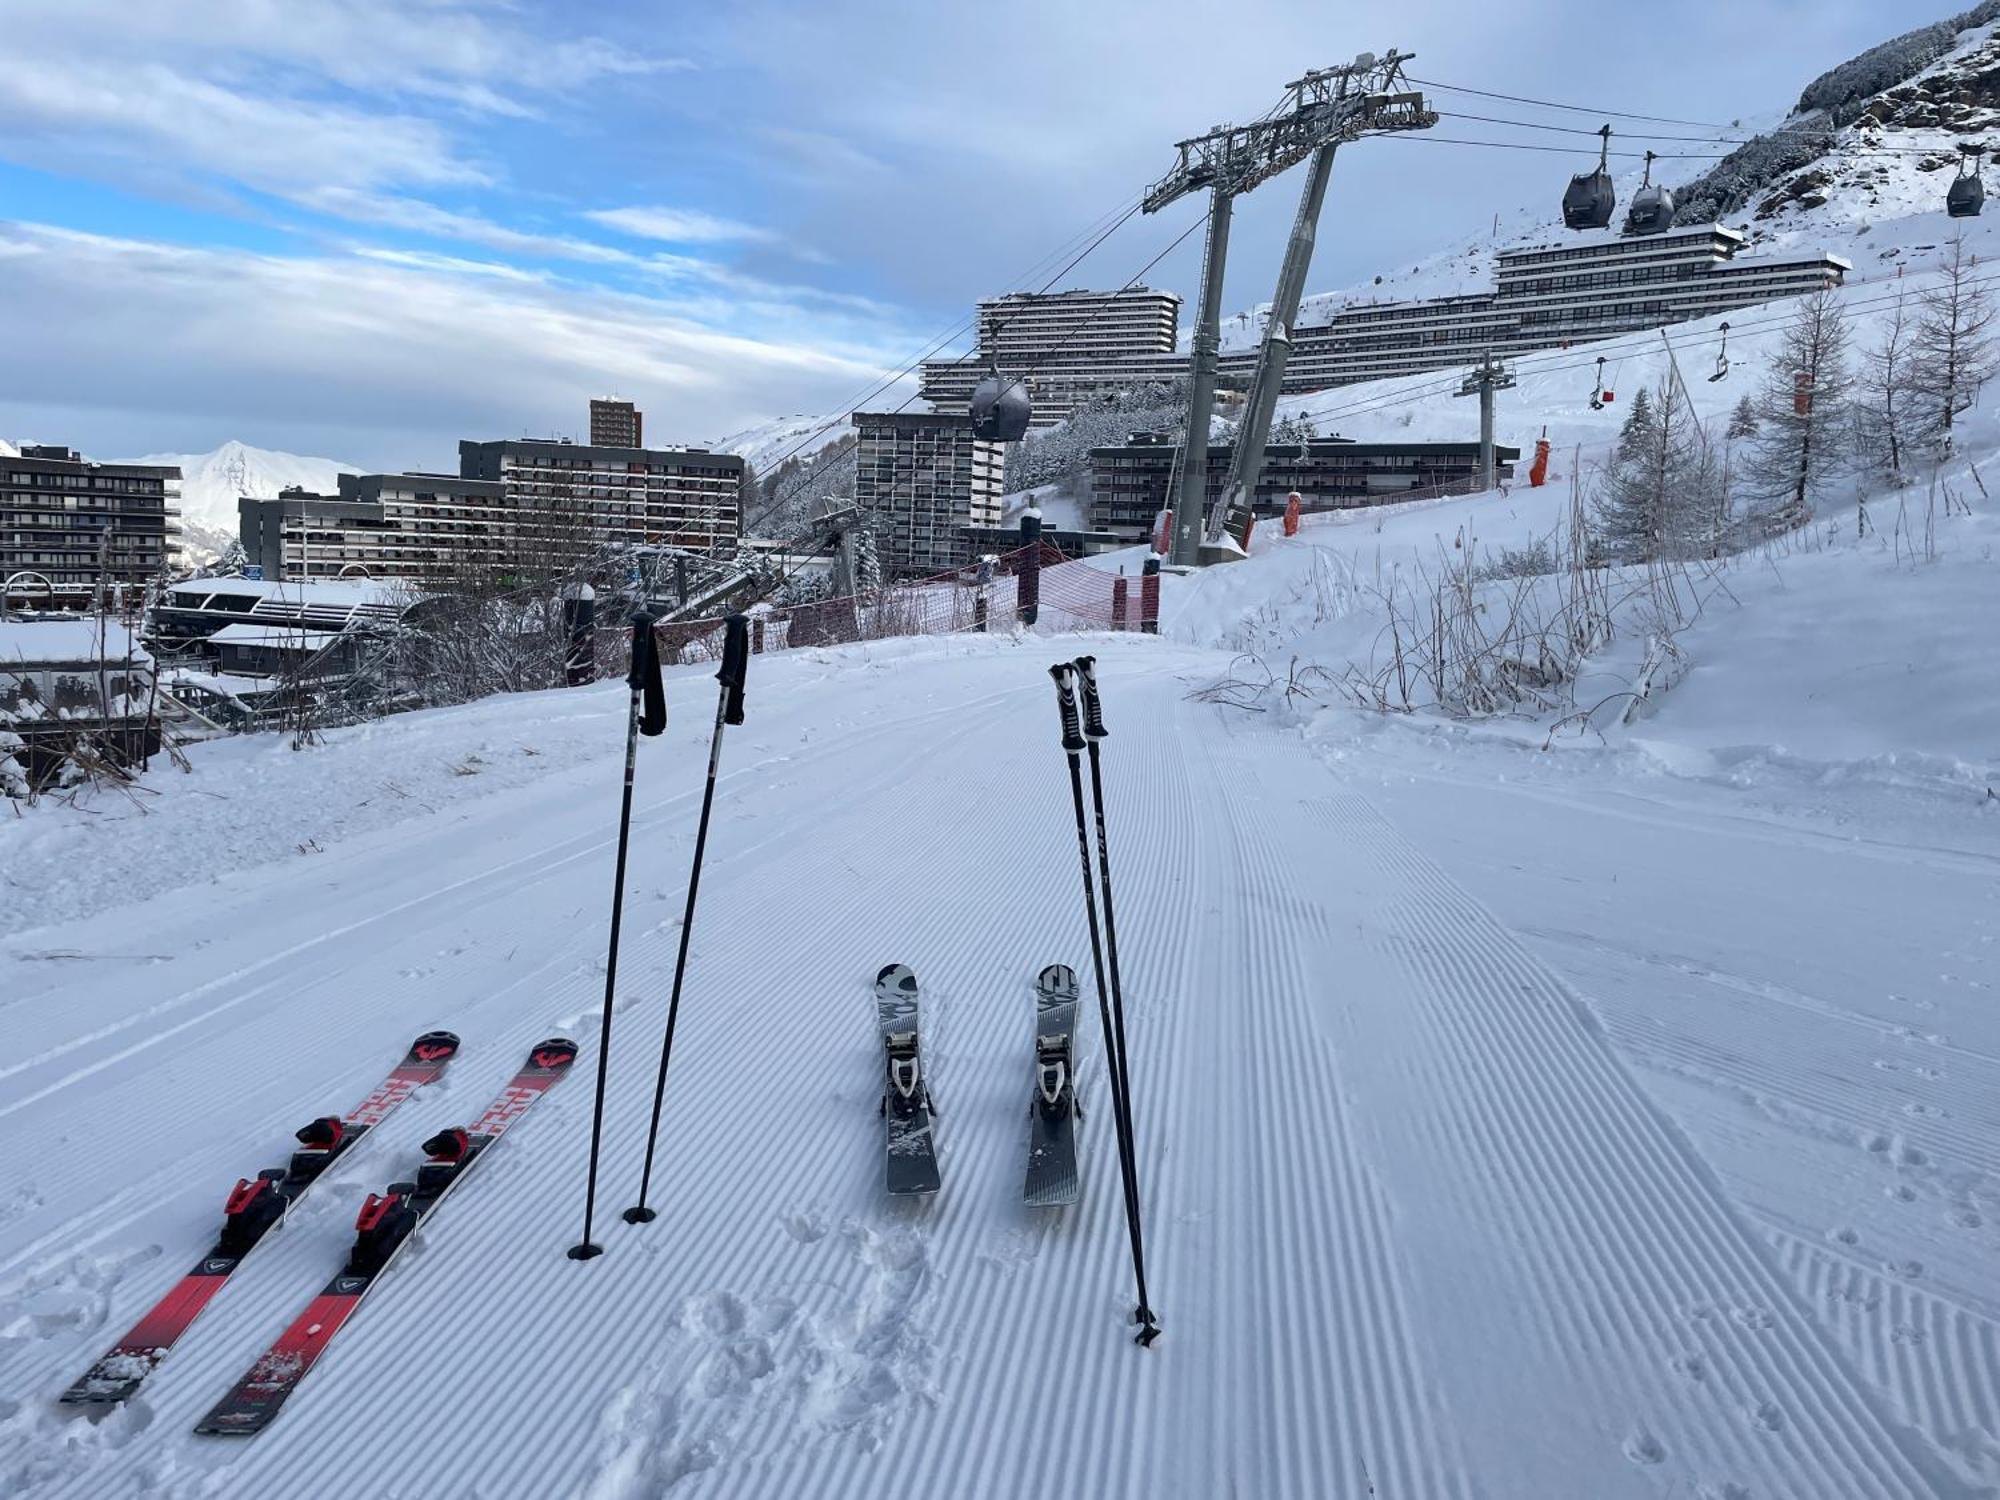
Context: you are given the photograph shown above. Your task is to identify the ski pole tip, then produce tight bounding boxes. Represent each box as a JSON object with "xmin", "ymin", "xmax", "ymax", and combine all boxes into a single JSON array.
[
  {"xmin": 566, "ymin": 1242, "xmax": 605, "ymax": 1261},
  {"xmin": 622, "ymin": 1205, "xmax": 658, "ymax": 1225}
]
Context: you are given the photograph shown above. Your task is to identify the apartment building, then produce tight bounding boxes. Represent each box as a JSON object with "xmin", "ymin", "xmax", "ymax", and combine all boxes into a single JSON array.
[
  {"xmin": 459, "ymin": 438, "xmax": 743, "ymax": 558},
  {"xmin": 851, "ymin": 412, "xmax": 1004, "ymax": 577},
  {"xmin": 237, "ymin": 474, "xmax": 505, "ymax": 581},
  {"xmin": 924, "ymin": 227, "xmax": 1850, "ymax": 418},
  {"xmin": 919, "ymin": 288, "xmax": 1184, "ymax": 426},
  {"xmin": 589, "ymin": 398, "xmax": 643, "ymax": 449},
  {"xmin": 1, "ymin": 446, "xmax": 180, "ymax": 607},
  {"xmin": 1088, "ymin": 433, "xmax": 1518, "ymax": 539},
  {"xmin": 238, "ymin": 438, "xmax": 743, "ymax": 583}
]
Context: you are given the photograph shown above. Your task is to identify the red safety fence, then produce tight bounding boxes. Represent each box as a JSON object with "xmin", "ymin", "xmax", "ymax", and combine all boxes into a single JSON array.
[{"xmin": 612, "ymin": 540, "xmax": 1154, "ymax": 669}]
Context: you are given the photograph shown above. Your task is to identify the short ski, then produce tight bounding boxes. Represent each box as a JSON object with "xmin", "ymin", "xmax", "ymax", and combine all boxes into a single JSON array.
[
  {"xmin": 1024, "ymin": 964, "xmax": 1082, "ymax": 1207},
  {"xmin": 59, "ymin": 1030, "xmax": 461, "ymax": 1409},
  {"xmin": 194, "ymin": 1036, "xmax": 578, "ymax": 1437},
  {"xmin": 876, "ymin": 964, "xmax": 940, "ymax": 1196}
]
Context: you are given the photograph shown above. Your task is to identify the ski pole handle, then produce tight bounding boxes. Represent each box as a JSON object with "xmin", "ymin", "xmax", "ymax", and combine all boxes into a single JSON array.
[
  {"xmin": 717, "ymin": 614, "xmax": 750, "ymax": 726},
  {"xmin": 629, "ymin": 612, "xmax": 667, "ymax": 737},
  {"xmin": 1049, "ymin": 663, "xmax": 1084, "ymax": 754},
  {"xmin": 1073, "ymin": 655, "xmax": 1107, "ymax": 741}
]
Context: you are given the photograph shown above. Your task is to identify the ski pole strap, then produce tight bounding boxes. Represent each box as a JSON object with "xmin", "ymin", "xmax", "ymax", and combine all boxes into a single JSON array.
[
  {"xmin": 718, "ymin": 614, "xmax": 750, "ymax": 726},
  {"xmin": 1049, "ymin": 663, "xmax": 1085, "ymax": 754},
  {"xmin": 629, "ymin": 613, "xmax": 667, "ymax": 737},
  {"xmin": 1073, "ymin": 655, "xmax": 1107, "ymax": 740}
]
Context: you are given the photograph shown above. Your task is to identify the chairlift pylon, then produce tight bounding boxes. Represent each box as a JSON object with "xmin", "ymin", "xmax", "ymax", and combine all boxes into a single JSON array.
[
  {"xmin": 1563, "ymin": 124, "xmax": 1616, "ymax": 231},
  {"xmin": 1708, "ymin": 321, "xmax": 1731, "ymax": 383},
  {"xmin": 969, "ymin": 368, "xmax": 1032, "ymax": 442},
  {"xmin": 1625, "ymin": 149, "xmax": 1675, "ymax": 236},
  {"xmin": 1948, "ymin": 148, "xmax": 1986, "ymax": 219}
]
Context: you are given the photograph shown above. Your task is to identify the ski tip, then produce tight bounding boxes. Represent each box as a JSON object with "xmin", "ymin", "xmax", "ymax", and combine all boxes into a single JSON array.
[
  {"xmin": 408, "ymin": 1030, "xmax": 462, "ymax": 1064},
  {"xmin": 875, "ymin": 963, "xmax": 917, "ymax": 994},
  {"xmin": 1036, "ymin": 963, "xmax": 1077, "ymax": 993},
  {"xmin": 528, "ymin": 1037, "xmax": 579, "ymax": 1071}
]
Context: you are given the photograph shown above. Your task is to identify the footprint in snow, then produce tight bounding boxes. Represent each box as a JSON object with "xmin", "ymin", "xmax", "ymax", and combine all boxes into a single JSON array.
[
  {"xmin": 1748, "ymin": 1400, "xmax": 1785, "ymax": 1432},
  {"xmin": 1950, "ymin": 1208, "xmax": 1983, "ymax": 1229},
  {"xmin": 782, "ymin": 1211, "xmax": 829, "ymax": 1244},
  {"xmin": 1730, "ymin": 1307, "xmax": 1775, "ymax": 1331},
  {"xmin": 1622, "ymin": 1428, "xmax": 1666, "ymax": 1465},
  {"xmin": 1826, "ymin": 1225, "xmax": 1859, "ymax": 1247},
  {"xmin": 1887, "ymin": 1184, "xmax": 1918, "ymax": 1203},
  {"xmin": 1671, "ymin": 1353, "xmax": 1707, "ymax": 1383}
]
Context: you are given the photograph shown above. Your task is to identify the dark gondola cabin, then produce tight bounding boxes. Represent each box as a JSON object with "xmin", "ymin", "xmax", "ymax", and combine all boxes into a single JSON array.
[
  {"xmin": 969, "ymin": 374, "xmax": 1032, "ymax": 441},
  {"xmin": 1564, "ymin": 124, "xmax": 1616, "ymax": 231},
  {"xmin": 1948, "ymin": 151, "xmax": 1985, "ymax": 219}
]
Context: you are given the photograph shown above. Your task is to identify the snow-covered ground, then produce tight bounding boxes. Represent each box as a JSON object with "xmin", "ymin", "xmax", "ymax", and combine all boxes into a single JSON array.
[{"xmin": 1, "ymin": 434, "xmax": 1995, "ymax": 1495}]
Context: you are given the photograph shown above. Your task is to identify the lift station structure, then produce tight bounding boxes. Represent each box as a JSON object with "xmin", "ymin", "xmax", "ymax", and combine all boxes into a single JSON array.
[{"xmin": 1142, "ymin": 49, "xmax": 1435, "ymax": 566}]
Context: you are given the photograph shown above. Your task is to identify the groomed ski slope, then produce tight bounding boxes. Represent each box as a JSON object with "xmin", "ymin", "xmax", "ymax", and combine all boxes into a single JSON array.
[{"xmin": 3, "ymin": 602, "xmax": 1993, "ymax": 1497}]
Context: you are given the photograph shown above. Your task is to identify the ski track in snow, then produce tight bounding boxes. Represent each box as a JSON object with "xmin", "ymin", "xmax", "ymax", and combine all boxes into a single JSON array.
[{"xmin": 0, "ymin": 637, "xmax": 1988, "ymax": 1497}]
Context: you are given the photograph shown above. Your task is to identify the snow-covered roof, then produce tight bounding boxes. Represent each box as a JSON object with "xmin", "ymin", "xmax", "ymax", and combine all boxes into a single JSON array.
[
  {"xmin": 0, "ymin": 617, "xmax": 149, "ymax": 665},
  {"xmin": 207, "ymin": 623, "xmax": 348, "ymax": 648},
  {"xmin": 162, "ymin": 577, "xmax": 407, "ymax": 610}
]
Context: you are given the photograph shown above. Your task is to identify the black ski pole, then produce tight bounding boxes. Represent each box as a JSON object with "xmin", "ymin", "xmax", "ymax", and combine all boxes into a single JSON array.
[
  {"xmin": 569, "ymin": 614, "xmax": 668, "ymax": 1261},
  {"xmin": 1072, "ymin": 655, "xmax": 1154, "ymax": 1330},
  {"xmin": 1072, "ymin": 656, "xmax": 1138, "ymax": 1118},
  {"xmin": 1050, "ymin": 662, "xmax": 1161, "ymax": 1345},
  {"xmin": 625, "ymin": 614, "xmax": 751, "ymax": 1224}
]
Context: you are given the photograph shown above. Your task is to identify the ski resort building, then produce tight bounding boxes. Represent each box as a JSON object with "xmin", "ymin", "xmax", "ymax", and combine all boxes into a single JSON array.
[
  {"xmin": 851, "ymin": 412, "xmax": 1004, "ymax": 577},
  {"xmin": 923, "ymin": 227, "xmax": 1850, "ymax": 418},
  {"xmin": 918, "ymin": 288, "xmax": 1186, "ymax": 427},
  {"xmin": 239, "ymin": 441, "xmax": 745, "ymax": 583},
  {"xmin": 1087, "ymin": 434, "xmax": 1519, "ymax": 539},
  {"xmin": 589, "ymin": 398, "xmax": 643, "ymax": 449},
  {"xmin": 238, "ymin": 475, "xmax": 506, "ymax": 582},
  {"xmin": 1, "ymin": 447, "xmax": 181, "ymax": 609},
  {"xmin": 459, "ymin": 438, "xmax": 744, "ymax": 557}
]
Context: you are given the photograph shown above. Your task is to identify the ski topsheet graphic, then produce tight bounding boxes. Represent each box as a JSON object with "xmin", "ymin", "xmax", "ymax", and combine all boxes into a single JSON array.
[
  {"xmin": 195, "ymin": 1036, "xmax": 576, "ymax": 1437},
  {"xmin": 60, "ymin": 1030, "xmax": 461, "ymax": 1409}
]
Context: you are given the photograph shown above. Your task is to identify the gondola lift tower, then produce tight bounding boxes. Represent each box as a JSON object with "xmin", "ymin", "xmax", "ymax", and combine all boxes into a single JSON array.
[{"xmin": 1142, "ymin": 50, "xmax": 1435, "ymax": 567}]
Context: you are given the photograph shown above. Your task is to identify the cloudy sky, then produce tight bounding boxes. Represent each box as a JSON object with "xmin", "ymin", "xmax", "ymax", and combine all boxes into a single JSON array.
[{"xmin": 0, "ymin": 0, "xmax": 1921, "ymax": 469}]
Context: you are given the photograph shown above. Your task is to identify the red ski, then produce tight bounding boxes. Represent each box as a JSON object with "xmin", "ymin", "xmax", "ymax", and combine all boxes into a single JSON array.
[
  {"xmin": 195, "ymin": 1036, "xmax": 577, "ymax": 1437},
  {"xmin": 60, "ymin": 1030, "xmax": 461, "ymax": 1409}
]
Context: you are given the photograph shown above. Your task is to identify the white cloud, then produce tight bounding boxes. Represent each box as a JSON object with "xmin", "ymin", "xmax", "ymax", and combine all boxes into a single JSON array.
[
  {"xmin": 0, "ymin": 62, "xmax": 479, "ymax": 197},
  {"xmin": 0, "ymin": 221, "xmax": 920, "ymax": 467},
  {"xmin": 584, "ymin": 206, "xmax": 779, "ymax": 246}
]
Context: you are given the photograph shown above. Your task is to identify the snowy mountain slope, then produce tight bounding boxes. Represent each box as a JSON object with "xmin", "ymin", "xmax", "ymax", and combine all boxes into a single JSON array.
[
  {"xmin": 119, "ymin": 440, "xmax": 361, "ymax": 537},
  {"xmin": 0, "ymin": 617, "xmax": 1989, "ymax": 1498},
  {"xmin": 712, "ymin": 412, "xmax": 850, "ymax": 476},
  {"xmin": 0, "ymin": 437, "xmax": 18, "ymax": 459},
  {"xmin": 0, "ymin": 418, "xmax": 1995, "ymax": 1495}
]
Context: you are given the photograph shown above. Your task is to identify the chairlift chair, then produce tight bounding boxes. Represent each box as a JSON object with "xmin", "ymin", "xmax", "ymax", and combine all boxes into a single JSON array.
[
  {"xmin": 1588, "ymin": 355, "xmax": 1611, "ymax": 411},
  {"xmin": 1563, "ymin": 124, "xmax": 1616, "ymax": 231},
  {"xmin": 1625, "ymin": 150, "xmax": 1676, "ymax": 236},
  {"xmin": 969, "ymin": 370, "xmax": 1032, "ymax": 441},
  {"xmin": 1948, "ymin": 150, "xmax": 1986, "ymax": 219},
  {"xmin": 1708, "ymin": 321, "xmax": 1731, "ymax": 383}
]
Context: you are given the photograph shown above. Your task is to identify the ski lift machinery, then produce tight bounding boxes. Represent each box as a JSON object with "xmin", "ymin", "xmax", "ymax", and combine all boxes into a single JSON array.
[
  {"xmin": 1625, "ymin": 150, "xmax": 1675, "ymax": 235},
  {"xmin": 1563, "ymin": 124, "xmax": 1616, "ymax": 230},
  {"xmin": 1948, "ymin": 149, "xmax": 1986, "ymax": 219}
]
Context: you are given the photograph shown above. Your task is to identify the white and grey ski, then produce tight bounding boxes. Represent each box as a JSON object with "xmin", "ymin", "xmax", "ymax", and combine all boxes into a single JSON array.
[
  {"xmin": 1025, "ymin": 963, "xmax": 1083, "ymax": 1206},
  {"xmin": 875, "ymin": 963, "xmax": 940, "ymax": 1196}
]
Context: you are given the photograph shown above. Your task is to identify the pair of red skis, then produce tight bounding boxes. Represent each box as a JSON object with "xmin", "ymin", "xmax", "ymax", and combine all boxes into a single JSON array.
[{"xmin": 58, "ymin": 1031, "xmax": 576, "ymax": 1436}]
